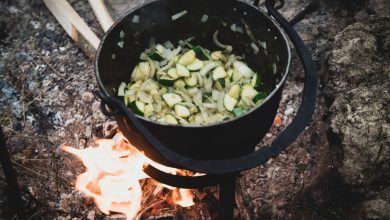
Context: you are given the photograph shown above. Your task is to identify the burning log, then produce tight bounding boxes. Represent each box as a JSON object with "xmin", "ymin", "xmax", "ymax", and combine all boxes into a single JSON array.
[{"xmin": 62, "ymin": 132, "xmax": 201, "ymax": 219}]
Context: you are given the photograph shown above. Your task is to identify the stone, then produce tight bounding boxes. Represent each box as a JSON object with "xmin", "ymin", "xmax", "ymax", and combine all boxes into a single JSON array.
[
  {"xmin": 81, "ymin": 91, "xmax": 94, "ymax": 103},
  {"xmin": 326, "ymin": 17, "xmax": 390, "ymax": 186}
]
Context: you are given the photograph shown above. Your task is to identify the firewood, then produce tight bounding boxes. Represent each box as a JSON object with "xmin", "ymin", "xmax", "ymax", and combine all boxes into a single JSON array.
[
  {"xmin": 88, "ymin": 0, "xmax": 114, "ymax": 32},
  {"xmin": 43, "ymin": 0, "xmax": 100, "ymax": 59}
]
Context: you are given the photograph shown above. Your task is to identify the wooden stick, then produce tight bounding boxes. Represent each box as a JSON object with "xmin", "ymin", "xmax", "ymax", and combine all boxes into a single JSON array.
[
  {"xmin": 43, "ymin": 0, "xmax": 100, "ymax": 59},
  {"xmin": 88, "ymin": 0, "xmax": 114, "ymax": 32}
]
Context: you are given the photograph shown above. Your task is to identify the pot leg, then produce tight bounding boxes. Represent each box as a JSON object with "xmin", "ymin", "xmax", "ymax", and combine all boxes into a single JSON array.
[{"xmin": 219, "ymin": 174, "xmax": 237, "ymax": 220}]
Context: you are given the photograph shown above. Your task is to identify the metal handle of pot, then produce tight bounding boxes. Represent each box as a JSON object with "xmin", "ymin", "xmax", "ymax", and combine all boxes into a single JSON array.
[{"xmin": 97, "ymin": 0, "xmax": 318, "ymax": 175}]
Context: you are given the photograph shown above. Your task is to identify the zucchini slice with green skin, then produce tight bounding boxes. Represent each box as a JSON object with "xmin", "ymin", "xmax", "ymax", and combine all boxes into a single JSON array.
[
  {"xmin": 214, "ymin": 78, "xmax": 225, "ymax": 91},
  {"xmin": 117, "ymin": 82, "xmax": 126, "ymax": 96},
  {"xmin": 212, "ymin": 66, "xmax": 227, "ymax": 81},
  {"xmin": 174, "ymin": 104, "xmax": 191, "ymax": 118},
  {"xmin": 176, "ymin": 63, "xmax": 191, "ymax": 77},
  {"xmin": 162, "ymin": 93, "xmax": 182, "ymax": 107},
  {"xmin": 253, "ymin": 92, "xmax": 268, "ymax": 104},
  {"xmin": 251, "ymin": 72, "xmax": 262, "ymax": 90},
  {"xmin": 178, "ymin": 50, "xmax": 196, "ymax": 66},
  {"xmin": 187, "ymin": 59, "xmax": 204, "ymax": 71},
  {"xmin": 224, "ymin": 94, "xmax": 238, "ymax": 112},
  {"xmin": 158, "ymin": 76, "xmax": 176, "ymax": 87},
  {"xmin": 130, "ymin": 101, "xmax": 145, "ymax": 116},
  {"xmin": 165, "ymin": 114, "xmax": 179, "ymax": 125},
  {"xmin": 149, "ymin": 51, "xmax": 164, "ymax": 61},
  {"xmin": 174, "ymin": 79, "xmax": 186, "ymax": 88},
  {"xmin": 193, "ymin": 46, "xmax": 210, "ymax": 60},
  {"xmin": 241, "ymin": 84, "xmax": 259, "ymax": 100},
  {"xmin": 233, "ymin": 107, "xmax": 248, "ymax": 117},
  {"xmin": 228, "ymin": 84, "xmax": 241, "ymax": 99},
  {"xmin": 184, "ymin": 73, "xmax": 198, "ymax": 87}
]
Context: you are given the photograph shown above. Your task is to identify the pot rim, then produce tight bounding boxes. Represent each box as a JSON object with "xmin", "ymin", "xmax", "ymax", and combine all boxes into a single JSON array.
[{"xmin": 95, "ymin": 0, "xmax": 291, "ymax": 128}]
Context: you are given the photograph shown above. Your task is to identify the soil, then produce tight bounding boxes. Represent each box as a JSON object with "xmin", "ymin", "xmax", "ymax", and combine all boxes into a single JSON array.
[{"xmin": 0, "ymin": 0, "xmax": 389, "ymax": 219}]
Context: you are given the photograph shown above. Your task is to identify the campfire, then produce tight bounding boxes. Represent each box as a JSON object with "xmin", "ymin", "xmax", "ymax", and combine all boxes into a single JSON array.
[{"xmin": 62, "ymin": 131, "xmax": 196, "ymax": 219}]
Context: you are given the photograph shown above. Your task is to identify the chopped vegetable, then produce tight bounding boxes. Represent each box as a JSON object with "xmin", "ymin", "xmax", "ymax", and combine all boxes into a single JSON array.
[
  {"xmin": 233, "ymin": 61, "xmax": 254, "ymax": 78},
  {"xmin": 172, "ymin": 10, "xmax": 188, "ymax": 21},
  {"xmin": 117, "ymin": 82, "xmax": 126, "ymax": 96},
  {"xmin": 119, "ymin": 37, "xmax": 269, "ymax": 125},
  {"xmin": 233, "ymin": 107, "xmax": 248, "ymax": 117},
  {"xmin": 130, "ymin": 101, "xmax": 145, "ymax": 116},
  {"xmin": 178, "ymin": 50, "xmax": 196, "ymax": 66},
  {"xmin": 224, "ymin": 94, "xmax": 238, "ymax": 111},
  {"xmin": 200, "ymin": 14, "xmax": 209, "ymax": 23},
  {"xmin": 132, "ymin": 15, "xmax": 140, "ymax": 23},
  {"xmin": 187, "ymin": 59, "xmax": 204, "ymax": 71},
  {"xmin": 162, "ymin": 93, "xmax": 182, "ymax": 107},
  {"xmin": 193, "ymin": 46, "xmax": 211, "ymax": 60}
]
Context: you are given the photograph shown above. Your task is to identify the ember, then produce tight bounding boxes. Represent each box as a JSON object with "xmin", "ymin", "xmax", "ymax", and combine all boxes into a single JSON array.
[{"xmin": 62, "ymin": 132, "xmax": 195, "ymax": 219}]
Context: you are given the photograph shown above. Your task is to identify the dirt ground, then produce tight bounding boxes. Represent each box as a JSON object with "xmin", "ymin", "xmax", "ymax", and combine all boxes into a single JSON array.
[{"xmin": 0, "ymin": 0, "xmax": 389, "ymax": 219}]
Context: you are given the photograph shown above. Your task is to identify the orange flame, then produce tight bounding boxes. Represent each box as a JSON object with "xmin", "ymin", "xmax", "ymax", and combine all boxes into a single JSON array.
[{"xmin": 62, "ymin": 132, "xmax": 195, "ymax": 219}]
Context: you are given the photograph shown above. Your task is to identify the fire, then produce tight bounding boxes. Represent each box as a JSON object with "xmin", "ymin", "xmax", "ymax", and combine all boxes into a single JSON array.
[{"xmin": 62, "ymin": 132, "xmax": 195, "ymax": 219}]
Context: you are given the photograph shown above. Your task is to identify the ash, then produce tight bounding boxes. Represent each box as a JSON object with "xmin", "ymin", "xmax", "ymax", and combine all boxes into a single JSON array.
[{"xmin": 0, "ymin": 0, "xmax": 389, "ymax": 219}]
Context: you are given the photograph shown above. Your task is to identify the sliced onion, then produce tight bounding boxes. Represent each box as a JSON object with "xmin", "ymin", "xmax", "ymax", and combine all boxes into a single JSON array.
[
  {"xmin": 132, "ymin": 15, "xmax": 140, "ymax": 23},
  {"xmin": 213, "ymin": 30, "xmax": 233, "ymax": 53},
  {"xmin": 200, "ymin": 61, "xmax": 221, "ymax": 76},
  {"xmin": 200, "ymin": 14, "xmax": 209, "ymax": 23},
  {"xmin": 233, "ymin": 61, "xmax": 254, "ymax": 78},
  {"xmin": 250, "ymin": 42, "xmax": 259, "ymax": 55},
  {"xmin": 172, "ymin": 10, "xmax": 188, "ymax": 21}
]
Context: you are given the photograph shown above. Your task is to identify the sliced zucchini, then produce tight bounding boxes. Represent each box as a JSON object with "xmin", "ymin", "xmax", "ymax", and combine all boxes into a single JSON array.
[
  {"xmin": 178, "ymin": 50, "xmax": 196, "ymax": 66},
  {"xmin": 144, "ymin": 104, "xmax": 154, "ymax": 116},
  {"xmin": 162, "ymin": 93, "xmax": 182, "ymax": 107},
  {"xmin": 174, "ymin": 79, "xmax": 186, "ymax": 88},
  {"xmin": 176, "ymin": 63, "xmax": 190, "ymax": 77},
  {"xmin": 165, "ymin": 114, "xmax": 179, "ymax": 125},
  {"xmin": 233, "ymin": 61, "xmax": 254, "ymax": 78},
  {"xmin": 174, "ymin": 104, "xmax": 191, "ymax": 118},
  {"xmin": 181, "ymin": 102, "xmax": 198, "ymax": 114},
  {"xmin": 193, "ymin": 46, "xmax": 211, "ymax": 60},
  {"xmin": 184, "ymin": 73, "xmax": 198, "ymax": 87},
  {"xmin": 231, "ymin": 70, "xmax": 243, "ymax": 82},
  {"xmin": 214, "ymin": 78, "xmax": 225, "ymax": 91},
  {"xmin": 253, "ymin": 92, "xmax": 268, "ymax": 104},
  {"xmin": 233, "ymin": 107, "xmax": 248, "ymax": 117},
  {"xmin": 241, "ymin": 84, "xmax": 259, "ymax": 100},
  {"xmin": 158, "ymin": 76, "xmax": 176, "ymax": 87},
  {"xmin": 212, "ymin": 66, "xmax": 227, "ymax": 81},
  {"xmin": 130, "ymin": 101, "xmax": 145, "ymax": 116},
  {"xmin": 149, "ymin": 51, "xmax": 164, "ymax": 61},
  {"xmin": 224, "ymin": 94, "xmax": 238, "ymax": 112},
  {"xmin": 187, "ymin": 59, "xmax": 204, "ymax": 71},
  {"xmin": 251, "ymin": 72, "xmax": 262, "ymax": 90},
  {"xmin": 228, "ymin": 84, "xmax": 241, "ymax": 99},
  {"xmin": 117, "ymin": 82, "xmax": 126, "ymax": 96},
  {"xmin": 167, "ymin": 68, "xmax": 179, "ymax": 79}
]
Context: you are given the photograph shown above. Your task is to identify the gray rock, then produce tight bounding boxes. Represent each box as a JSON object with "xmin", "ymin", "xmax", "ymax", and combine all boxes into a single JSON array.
[{"xmin": 326, "ymin": 17, "xmax": 390, "ymax": 186}]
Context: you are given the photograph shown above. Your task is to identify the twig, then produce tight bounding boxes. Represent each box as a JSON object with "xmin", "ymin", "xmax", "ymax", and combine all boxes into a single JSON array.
[
  {"xmin": 135, "ymin": 199, "xmax": 166, "ymax": 220},
  {"xmin": 11, "ymin": 160, "xmax": 53, "ymax": 181}
]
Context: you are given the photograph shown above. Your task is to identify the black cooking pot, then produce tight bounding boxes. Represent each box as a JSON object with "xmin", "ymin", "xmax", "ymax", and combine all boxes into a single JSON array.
[{"xmin": 96, "ymin": 0, "xmax": 318, "ymax": 176}]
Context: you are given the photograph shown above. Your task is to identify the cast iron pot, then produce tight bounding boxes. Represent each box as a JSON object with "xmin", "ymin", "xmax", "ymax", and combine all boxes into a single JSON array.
[{"xmin": 96, "ymin": 0, "xmax": 318, "ymax": 177}]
